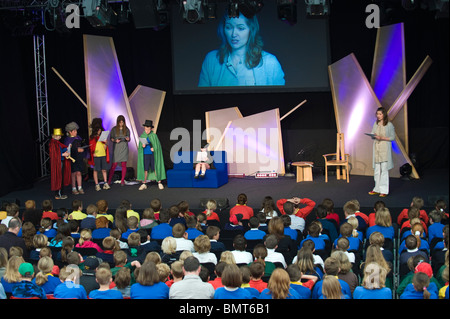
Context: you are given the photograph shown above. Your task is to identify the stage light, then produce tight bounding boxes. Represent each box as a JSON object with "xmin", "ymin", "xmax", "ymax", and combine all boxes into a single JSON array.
[
  {"xmin": 204, "ymin": 0, "xmax": 218, "ymax": 20},
  {"xmin": 82, "ymin": 0, "xmax": 117, "ymax": 27},
  {"xmin": 237, "ymin": 0, "xmax": 264, "ymax": 19},
  {"xmin": 228, "ymin": 0, "xmax": 240, "ymax": 18},
  {"xmin": 277, "ymin": 0, "xmax": 297, "ymax": 25},
  {"xmin": 182, "ymin": 0, "xmax": 204, "ymax": 23},
  {"xmin": 305, "ymin": 0, "xmax": 329, "ymax": 16}
]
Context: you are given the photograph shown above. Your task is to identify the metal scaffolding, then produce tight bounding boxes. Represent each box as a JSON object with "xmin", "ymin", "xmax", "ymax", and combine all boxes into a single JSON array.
[{"xmin": 33, "ymin": 33, "xmax": 50, "ymax": 177}]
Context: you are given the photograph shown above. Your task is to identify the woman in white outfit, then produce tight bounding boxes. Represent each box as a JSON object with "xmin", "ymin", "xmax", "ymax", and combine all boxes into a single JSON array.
[{"xmin": 369, "ymin": 107, "xmax": 395, "ymax": 197}]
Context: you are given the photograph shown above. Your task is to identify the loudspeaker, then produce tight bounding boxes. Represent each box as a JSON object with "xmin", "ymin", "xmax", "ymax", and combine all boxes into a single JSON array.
[
  {"xmin": 129, "ymin": 0, "xmax": 160, "ymax": 29},
  {"xmin": 199, "ymin": 198, "xmax": 229, "ymax": 211}
]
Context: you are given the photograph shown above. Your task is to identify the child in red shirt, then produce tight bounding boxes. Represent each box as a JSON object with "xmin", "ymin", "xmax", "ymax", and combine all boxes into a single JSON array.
[{"xmin": 248, "ymin": 261, "xmax": 268, "ymax": 292}]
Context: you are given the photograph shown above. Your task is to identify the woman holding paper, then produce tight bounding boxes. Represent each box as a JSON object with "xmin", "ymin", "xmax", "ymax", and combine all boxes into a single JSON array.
[
  {"xmin": 108, "ymin": 115, "xmax": 130, "ymax": 186},
  {"xmin": 368, "ymin": 107, "xmax": 395, "ymax": 197},
  {"xmin": 88, "ymin": 118, "xmax": 110, "ymax": 191}
]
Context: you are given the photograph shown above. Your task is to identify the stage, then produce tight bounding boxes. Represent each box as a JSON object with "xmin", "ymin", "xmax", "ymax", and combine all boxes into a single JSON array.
[{"xmin": 1, "ymin": 168, "xmax": 448, "ymax": 220}]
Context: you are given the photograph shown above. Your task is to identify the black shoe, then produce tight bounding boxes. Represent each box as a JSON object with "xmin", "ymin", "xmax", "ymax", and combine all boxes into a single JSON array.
[{"xmin": 194, "ymin": 175, "xmax": 199, "ymax": 179}]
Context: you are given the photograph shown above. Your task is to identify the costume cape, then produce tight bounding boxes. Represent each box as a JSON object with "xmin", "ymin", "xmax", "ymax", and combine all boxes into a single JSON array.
[
  {"xmin": 137, "ymin": 131, "xmax": 166, "ymax": 182},
  {"xmin": 49, "ymin": 138, "xmax": 71, "ymax": 191}
]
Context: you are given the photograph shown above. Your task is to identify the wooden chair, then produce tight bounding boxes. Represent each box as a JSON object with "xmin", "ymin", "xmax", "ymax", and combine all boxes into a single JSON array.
[{"xmin": 322, "ymin": 133, "xmax": 350, "ymax": 183}]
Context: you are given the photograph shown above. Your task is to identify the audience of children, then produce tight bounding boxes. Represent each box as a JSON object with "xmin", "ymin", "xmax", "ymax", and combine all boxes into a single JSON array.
[{"xmin": 0, "ymin": 194, "xmax": 448, "ymax": 301}]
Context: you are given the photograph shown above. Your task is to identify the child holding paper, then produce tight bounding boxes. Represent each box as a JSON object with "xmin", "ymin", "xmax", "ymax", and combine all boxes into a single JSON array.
[
  {"xmin": 194, "ymin": 144, "xmax": 214, "ymax": 178},
  {"xmin": 88, "ymin": 118, "xmax": 110, "ymax": 191}
]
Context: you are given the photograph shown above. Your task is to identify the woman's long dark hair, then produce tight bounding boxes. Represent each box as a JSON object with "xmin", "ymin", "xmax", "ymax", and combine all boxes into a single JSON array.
[
  {"xmin": 376, "ymin": 107, "xmax": 389, "ymax": 126},
  {"xmin": 216, "ymin": 11, "xmax": 263, "ymax": 69},
  {"xmin": 115, "ymin": 115, "xmax": 129, "ymax": 136}
]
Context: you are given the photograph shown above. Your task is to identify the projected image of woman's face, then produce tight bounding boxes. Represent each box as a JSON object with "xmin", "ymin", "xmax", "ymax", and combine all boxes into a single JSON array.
[{"xmin": 224, "ymin": 16, "xmax": 250, "ymax": 51}]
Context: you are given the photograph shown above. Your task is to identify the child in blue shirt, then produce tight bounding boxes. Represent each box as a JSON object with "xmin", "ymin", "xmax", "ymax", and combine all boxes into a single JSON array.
[
  {"xmin": 300, "ymin": 222, "xmax": 326, "ymax": 251},
  {"xmin": 244, "ymin": 216, "xmax": 266, "ymax": 241},
  {"xmin": 53, "ymin": 265, "xmax": 87, "ymax": 299},
  {"xmin": 12, "ymin": 263, "xmax": 47, "ymax": 299},
  {"xmin": 214, "ymin": 264, "xmax": 252, "ymax": 299},
  {"xmin": 89, "ymin": 268, "xmax": 123, "ymax": 299},
  {"xmin": 400, "ymin": 272, "xmax": 438, "ymax": 299}
]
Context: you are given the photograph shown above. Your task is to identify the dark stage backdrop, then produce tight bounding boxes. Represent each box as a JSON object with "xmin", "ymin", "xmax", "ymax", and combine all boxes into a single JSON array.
[{"xmin": 0, "ymin": 0, "xmax": 448, "ymax": 197}]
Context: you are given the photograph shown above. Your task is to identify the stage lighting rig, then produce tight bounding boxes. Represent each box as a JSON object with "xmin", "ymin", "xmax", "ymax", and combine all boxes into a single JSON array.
[
  {"xmin": 82, "ymin": 0, "xmax": 117, "ymax": 27},
  {"xmin": 305, "ymin": 0, "xmax": 329, "ymax": 16},
  {"xmin": 237, "ymin": 0, "xmax": 264, "ymax": 19},
  {"xmin": 277, "ymin": 0, "xmax": 297, "ymax": 25},
  {"xmin": 228, "ymin": 0, "xmax": 239, "ymax": 17},
  {"xmin": 204, "ymin": 0, "xmax": 217, "ymax": 19},
  {"xmin": 182, "ymin": 0, "xmax": 204, "ymax": 23}
]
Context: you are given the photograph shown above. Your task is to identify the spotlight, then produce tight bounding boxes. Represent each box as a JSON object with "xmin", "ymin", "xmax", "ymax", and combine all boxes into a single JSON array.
[
  {"xmin": 306, "ymin": 0, "xmax": 329, "ymax": 16},
  {"xmin": 182, "ymin": 0, "xmax": 204, "ymax": 23},
  {"xmin": 277, "ymin": 0, "xmax": 297, "ymax": 25},
  {"xmin": 204, "ymin": 0, "xmax": 218, "ymax": 20},
  {"xmin": 82, "ymin": 0, "xmax": 117, "ymax": 27},
  {"xmin": 238, "ymin": 0, "xmax": 264, "ymax": 19},
  {"xmin": 228, "ymin": 0, "xmax": 240, "ymax": 18}
]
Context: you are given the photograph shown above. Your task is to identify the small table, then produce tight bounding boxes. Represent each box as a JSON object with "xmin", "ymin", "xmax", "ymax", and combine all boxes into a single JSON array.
[{"xmin": 292, "ymin": 161, "xmax": 314, "ymax": 182}]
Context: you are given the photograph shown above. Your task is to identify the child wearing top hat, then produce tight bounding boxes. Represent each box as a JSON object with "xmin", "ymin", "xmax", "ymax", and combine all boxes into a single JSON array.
[
  {"xmin": 49, "ymin": 128, "xmax": 71, "ymax": 200},
  {"xmin": 137, "ymin": 120, "xmax": 166, "ymax": 190}
]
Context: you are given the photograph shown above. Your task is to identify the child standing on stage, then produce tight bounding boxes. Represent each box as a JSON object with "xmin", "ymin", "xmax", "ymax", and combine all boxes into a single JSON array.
[
  {"xmin": 137, "ymin": 120, "xmax": 165, "ymax": 190},
  {"xmin": 64, "ymin": 121, "xmax": 86, "ymax": 195},
  {"xmin": 49, "ymin": 128, "xmax": 71, "ymax": 200},
  {"xmin": 108, "ymin": 115, "xmax": 130, "ymax": 186},
  {"xmin": 89, "ymin": 118, "xmax": 111, "ymax": 191}
]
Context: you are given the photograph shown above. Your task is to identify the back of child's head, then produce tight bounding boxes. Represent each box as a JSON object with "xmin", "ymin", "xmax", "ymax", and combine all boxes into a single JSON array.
[
  {"xmin": 221, "ymin": 263, "xmax": 242, "ymax": 288},
  {"xmin": 150, "ymin": 199, "xmax": 162, "ymax": 212},
  {"xmin": 283, "ymin": 201, "xmax": 295, "ymax": 215},
  {"xmin": 178, "ymin": 250, "xmax": 193, "ymax": 263},
  {"xmin": 114, "ymin": 267, "xmax": 131, "ymax": 289},
  {"xmin": 185, "ymin": 216, "xmax": 197, "ymax": 229},
  {"xmin": 84, "ymin": 204, "xmax": 96, "ymax": 216},
  {"xmin": 308, "ymin": 221, "xmax": 321, "ymax": 237},
  {"xmin": 159, "ymin": 209, "xmax": 170, "ymax": 223},
  {"xmin": 25, "ymin": 200, "xmax": 36, "ymax": 210},
  {"xmin": 168, "ymin": 205, "xmax": 180, "ymax": 219},
  {"xmin": 156, "ymin": 262, "xmax": 171, "ymax": 282},
  {"xmin": 170, "ymin": 260, "xmax": 184, "ymax": 278},
  {"xmin": 405, "ymin": 234, "xmax": 418, "ymax": 250},
  {"xmin": 96, "ymin": 216, "xmax": 109, "ymax": 229},
  {"xmin": 66, "ymin": 251, "xmax": 81, "ymax": 265},
  {"xmin": 120, "ymin": 199, "xmax": 132, "ymax": 210},
  {"xmin": 72, "ymin": 199, "xmax": 82, "ymax": 211},
  {"xmin": 256, "ymin": 212, "xmax": 267, "ymax": 224},
  {"xmin": 343, "ymin": 201, "xmax": 358, "ymax": 216},
  {"xmin": 194, "ymin": 235, "xmax": 211, "ymax": 253},
  {"xmin": 252, "ymin": 244, "xmax": 267, "ymax": 265},
  {"xmin": 324, "ymin": 257, "xmax": 340, "ymax": 276},
  {"xmin": 347, "ymin": 216, "xmax": 359, "ymax": 237},
  {"xmin": 137, "ymin": 229, "xmax": 149, "ymax": 243},
  {"xmin": 79, "ymin": 229, "xmax": 92, "ymax": 244},
  {"xmin": 113, "ymin": 250, "xmax": 127, "ymax": 266},
  {"xmin": 33, "ymin": 234, "xmax": 48, "ymax": 249},
  {"xmin": 35, "ymin": 256, "xmax": 54, "ymax": 286},
  {"xmin": 369, "ymin": 231, "xmax": 385, "ymax": 247},
  {"xmin": 127, "ymin": 232, "xmax": 141, "ymax": 247},
  {"xmin": 69, "ymin": 220, "xmax": 79, "ymax": 232},
  {"xmin": 206, "ymin": 200, "xmax": 217, "ymax": 211},
  {"xmin": 280, "ymin": 214, "xmax": 291, "ymax": 227},
  {"xmin": 407, "ymin": 206, "xmax": 420, "ymax": 220},
  {"xmin": 322, "ymin": 275, "xmax": 342, "ymax": 299},
  {"xmin": 127, "ymin": 216, "xmax": 139, "ymax": 229},
  {"xmin": 412, "ymin": 272, "xmax": 431, "ymax": 299},
  {"xmin": 249, "ymin": 261, "xmax": 265, "ymax": 280},
  {"xmin": 172, "ymin": 223, "xmax": 186, "ymax": 238},
  {"xmin": 109, "ymin": 228, "xmax": 121, "ymax": 240},
  {"xmin": 321, "ymin": 198, "xmax": 334, "ymax": 213},
  {"xmin": 233, "ymin": 234, "xmax": 247, "ymax": 251},
  {"xmin": 96, "ymin": 199, "xmax": 108, "ymax": 213},
  {"xmin": 429, "ymin": 209, "xmax": 442, "ymax": 224},
  {"xmin": 219, "ymin": 251, "xmax": 236, "ymax": 264},
  {"xmin": 316, "ymin": 204, "xmax": 328, "ymax": 219},
  {"xmin": 411, "ymin": 196, "xmax": 424, "ymax": 209},
  {"xmin": 9, "ymin": 246, "xmax": 23, "ymax": 258},
  {"xmin": 336, "ymin": 237, "xmax": 350, "ymax": 251},
  {"xmin": 214, "ymin": 261, "xmax": 227, "ymax": 277},
  {"xmin": 206, "ymin": 225, "xmax": 220, "ymax": 239},
  {"xmin": 142, "ymin": 208, "xmax": 155, "ymax": 220},
  {"xmin": 144, "ymin": 251, "xmax": 161, "ymax": 265},
  {"xmin": 349, "ymin": 199, "xmax": 361, "ymax": 211},
  {"xmin": 264, "ymin": 234, "xmax": 278, "ymax": 250},
  {"xmin": 39, "ymin": 247, "xmax": 52, "ymax": 259},
  {"xmin": 161, "ymin": 236, "xmax": 177, "ymax": 254},
  {"xmin": 373, "ymin": 200, "xmax": 386, "ymax": 212},
  {"xmin": 339, "ymin": 222, "xmax": 353, "ymax": 237},
  {"xmin": 95, "ymin": 267, "xmax": 112, "ymax": 286},
  {"xmin": 240, "ymin": 265, "xmax": 251, "ymax": 284},
  {"xmin": 197, "ymin": 212, "xmax": 207, "ymax": 224},
  {"xmin": 102, "ymin": 236, "xmax": 118, "ymax": 251},
  {"xmin": 237, "ymin": 193, "xmax": 248, "ymax": 205},
  {"xmin": 301, "ymin": 239, "xmax": 316, "ymax": 251},
  {"xmin": 248, "ymin": 216, "xmax": 260, "ymax": 228},
  {"xmin": 39, "ymin": 217, "xmax": 52, "ymax": 232},
  {"xmin": 177, "ymin": 200, "xmax": 189, "ymax": 214},
  {"xmin": 286, "ymin": 263, "xmax": 302, "ymax": 282},
  {"xmin": 42, "ymin": 199, "xmax": 53, "ymax": 212}
]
